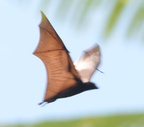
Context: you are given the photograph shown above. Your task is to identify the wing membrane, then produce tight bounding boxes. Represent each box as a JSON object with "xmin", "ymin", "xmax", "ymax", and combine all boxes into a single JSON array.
[
  {"xmin": 33, "ymin": 12, "xmax": 80, "ymax": 102},
  {"xmin": 74, "ymin": 45, "xmax": 101, "ymax": 82}
]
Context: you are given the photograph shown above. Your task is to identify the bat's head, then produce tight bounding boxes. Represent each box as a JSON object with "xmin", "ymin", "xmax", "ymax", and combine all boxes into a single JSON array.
[{"xmin": 83, "ymin": 82, "xmax": 98, "ymax": 91}]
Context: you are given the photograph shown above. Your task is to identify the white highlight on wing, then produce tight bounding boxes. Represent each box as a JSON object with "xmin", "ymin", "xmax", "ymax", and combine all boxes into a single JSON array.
[{"xmin": 74, "ymin": 44, "xmax": 101, "ymax": 82}]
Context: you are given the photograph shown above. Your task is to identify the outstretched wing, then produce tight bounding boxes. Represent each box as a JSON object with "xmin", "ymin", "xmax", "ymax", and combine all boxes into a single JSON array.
[
  {"xmin": 33, "ymin": 12, "xmax": 81, "ymax": 103},
  {"xmin": 74, "ymin": 45, "xmax": 101, "ymax": 82}
]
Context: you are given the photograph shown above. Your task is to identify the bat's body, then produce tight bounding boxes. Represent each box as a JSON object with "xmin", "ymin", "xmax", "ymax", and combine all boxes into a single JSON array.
[
  {"xmin": 33, "ymin": 12, "xmax": 101, "ymax": 104},
  {"xmin": 43, "ymin": 81, "xmax": 97, "ymax": 103}
]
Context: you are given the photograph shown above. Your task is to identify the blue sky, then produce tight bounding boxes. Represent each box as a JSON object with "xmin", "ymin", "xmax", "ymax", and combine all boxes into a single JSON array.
[{"xmin": 0, "ymin": 0, "xmax": 144, "ymax": 124}]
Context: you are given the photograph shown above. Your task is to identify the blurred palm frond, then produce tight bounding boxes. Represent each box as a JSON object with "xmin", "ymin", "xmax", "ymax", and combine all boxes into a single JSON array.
[
  {"xmin": 127, "ymin": 2, "xmax": 144, "ymax": 38},
  {"xmin": 104, "ymin": 0, "xmax": 126, "ymax": 37},
  {"xmin": 26, "ymin": 0, "xmax": 144, "ymax": 42}
]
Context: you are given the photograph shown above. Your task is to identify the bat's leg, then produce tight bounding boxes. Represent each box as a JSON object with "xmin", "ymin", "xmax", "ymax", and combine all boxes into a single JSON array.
[
  {"xmin": 38, "ymin": 101, "xmax": 47, "ymax": 106},
  {"xmin": 38, "ymin": 101, "xmax": 44, "ymax": 105},
  {"xmin": 38, "ymin": 99, "xmax": 56, "ymax": 106},
  {"xmin": 97, "ymin": 69, "xmax": 104, "ymax": 74}
]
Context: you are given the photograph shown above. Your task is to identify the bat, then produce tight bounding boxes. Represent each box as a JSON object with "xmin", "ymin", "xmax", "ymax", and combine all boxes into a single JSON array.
[{"xmin": 33, "ymin": 11, "xmax": 101, "ymax": 104}]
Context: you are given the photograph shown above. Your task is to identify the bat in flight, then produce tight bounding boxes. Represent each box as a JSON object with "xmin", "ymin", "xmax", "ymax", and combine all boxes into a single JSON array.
[{"xmin": 33, "ymin": 12, "xmax": 101, "ymax": 104}]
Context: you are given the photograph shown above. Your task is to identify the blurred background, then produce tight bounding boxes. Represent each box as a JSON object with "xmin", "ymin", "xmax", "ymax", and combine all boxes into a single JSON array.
[{"xmin": 0, "ymin": 0, "xmax": 144, "ymax": 126}]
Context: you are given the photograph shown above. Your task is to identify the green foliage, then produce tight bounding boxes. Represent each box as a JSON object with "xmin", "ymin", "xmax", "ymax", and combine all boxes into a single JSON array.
[
  {"xmin": 39, "ymin": 0, "xmax": 144, "ymax": 42},
  {"xmin": 55, "ymin": 0, "xmax": 74, "ymax": 19},
  {"xmin": 55, "ymin": 0, "xmax": 101, "ymax": 28},
  {"xmin": 3, "ymin": 113, "xmax": 144, "ymax": 127},
  {"xmin": 127, "ymin": 2, "xmax": 144, "ymax": 39},
  {"xmin": 70, "ymin": 0, "xmax": 100, "ymax": 28},
  {"xmin": 18, "ymin": 0, "xmax": 144, "ymax": 42},
  {"xmin": 39, "ymin": 0, "xmax": 51, "ymax": 11},
  {"xmin": 34, "ymin": 113, "xmax": 144, "ymax": 127},
  {"xmin": 104, "ymin": 0, "xmax": 126, "ymax": 37}
]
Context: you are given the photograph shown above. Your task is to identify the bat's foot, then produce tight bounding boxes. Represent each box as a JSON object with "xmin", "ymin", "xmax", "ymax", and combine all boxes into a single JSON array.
[
  {"xmin": 38, "ymin": 102, "xmax": 44, "ymax": 105},
  {"xmin": 97, "ymin": 69, "xmax": 104, "ymax": 74},
  {"xmin": 38, "ymin": 101, "xmax": 47, "ymax": 106},
  {"xmin": 38, "ymin": 99, "xmax": 56, "ymax": 106}
]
